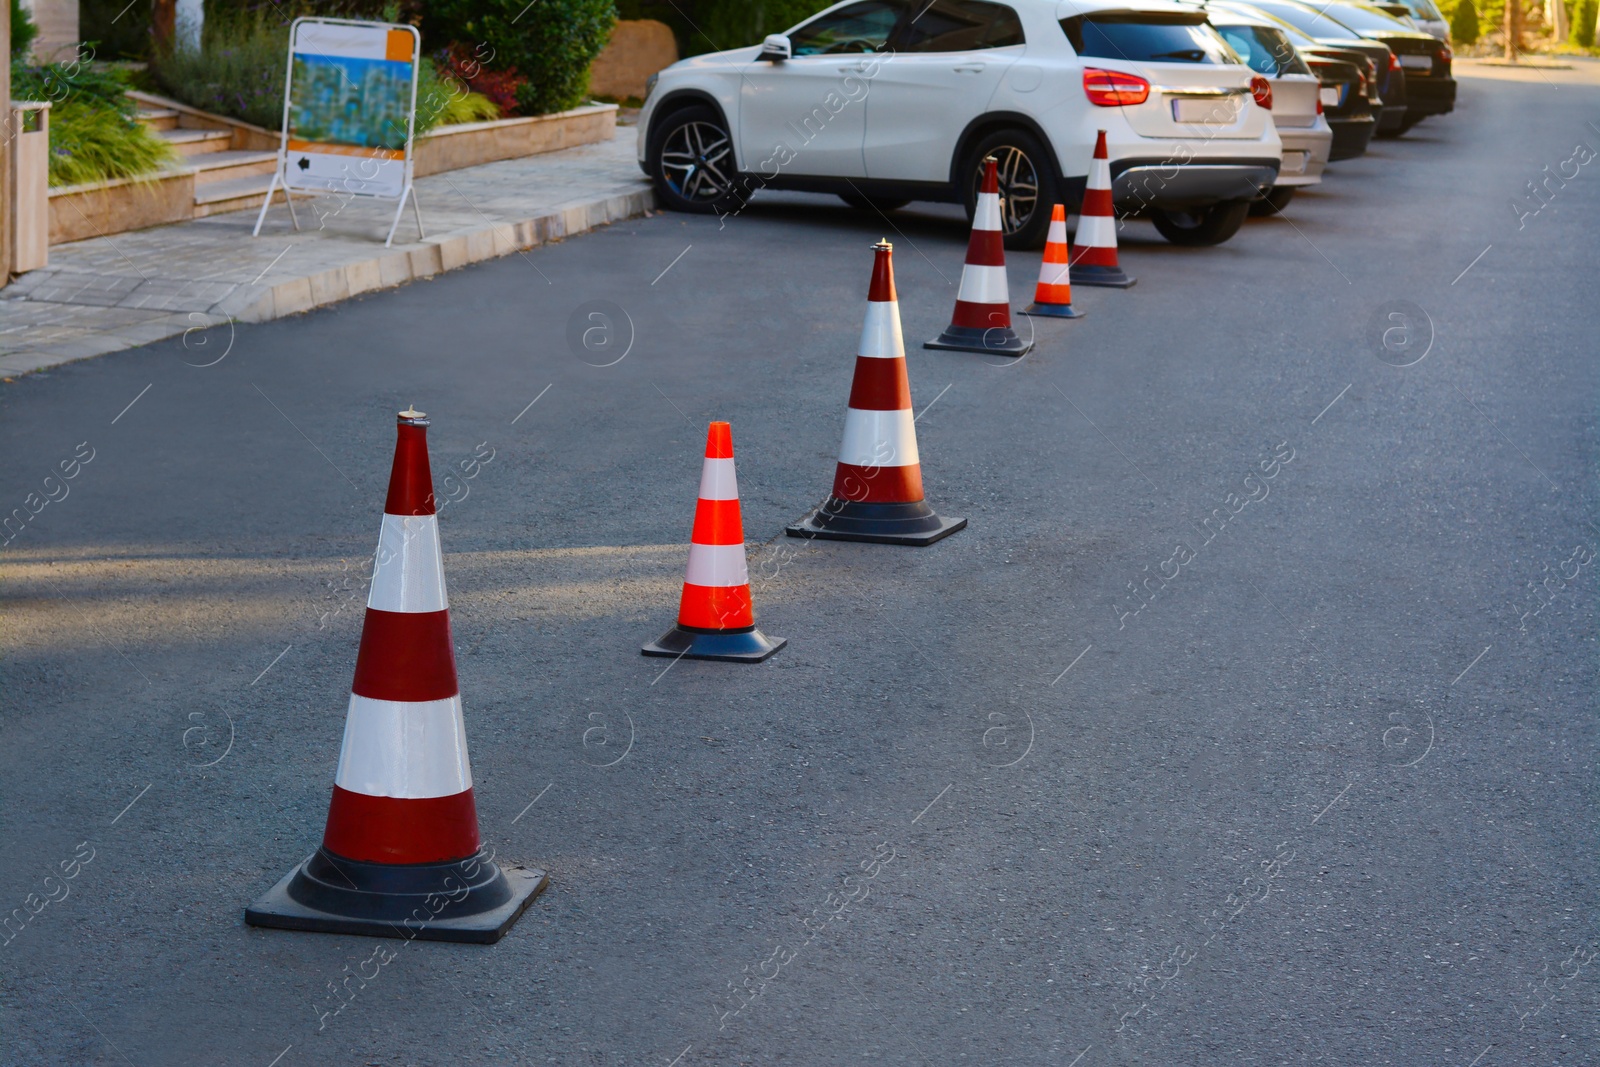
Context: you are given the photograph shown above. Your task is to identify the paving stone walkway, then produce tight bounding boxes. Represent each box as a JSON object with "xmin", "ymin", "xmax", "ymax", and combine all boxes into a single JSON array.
[{"xmin": 0, "ymin": 126, "xmax": 652, "ymax": 376}]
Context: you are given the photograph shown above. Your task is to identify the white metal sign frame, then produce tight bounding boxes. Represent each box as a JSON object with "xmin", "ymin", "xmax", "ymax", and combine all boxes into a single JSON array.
[{"xmin": 253, "ymin": 17, "xmax": 424, "ymax": 247}]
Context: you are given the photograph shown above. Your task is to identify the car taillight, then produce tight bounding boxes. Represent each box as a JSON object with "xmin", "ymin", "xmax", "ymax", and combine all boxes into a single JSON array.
[
  {"xmin": 1389, "ymin": 50, "xmax": 1402, "ymax": 71},
  {"xmin": 1250, "ymin": 75, "xmax": 1273, "ymax": 109},
  {"xmin": 1083, "ymin": 68, "xmax": 1151, "ymax": 107},
  {"xmin": 1316, "ymin": 95, "xmax": 1324, "ymax": 114},
  {"xmin": 1440, "ymin": 44, "xmax": 1452, "ymax": 60}
]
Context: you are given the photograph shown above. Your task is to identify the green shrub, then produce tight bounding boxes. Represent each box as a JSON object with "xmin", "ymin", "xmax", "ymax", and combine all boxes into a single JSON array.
[
  {"xmin": 1451, "ymin": 0, "xmax": 1480, "ymax": 42},
  {"xmin": 12, "ymin": 59, "xmax": 135, "ymax": 112},
  {"xmin": 688, "ymin": 0, "xmax": 833, "ymax": 54},
  {"xmin": 11, "ymin": 0, "xmax": 40, "ymax": 60},
  {"xmin": 416, "ymin": 58, "xmax": 501, "ymax": 128},
  {"xmin": 151, "ymin": 12, "xmax": 289, "ymax": 129},
  {"xmin": 44, "ymin": 99, "xmax": 178, "ymax": 186},
  {"xmin": 1573, "ymin": 0, "xmax": 1598, "ymax": 45},
  {"xmin": 425, "ymin": 0, "xmax": 617, "ymax": 115}
]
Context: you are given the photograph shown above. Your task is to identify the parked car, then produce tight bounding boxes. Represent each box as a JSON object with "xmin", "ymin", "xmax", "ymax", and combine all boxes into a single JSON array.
[
  {"xmin": 1298, "ymin": 0, "xmax": 1454, "ymax": 133},
  {"xmin": 1374, "ymin": 0, "xmax": 1450, "ymax": 40},
  {"xmin": 1228, "ymin": 0, "xmax": 1409, "ymax": 134},
  {"xmin": 1203, "ymin": 6, "xmax": 1332, "ymax": 213},
  {"xmin": 638, "ymin": 0, "xmax": 1284, "ymax": 249},
  {"xmin": 1210, "ymin": 1, "xmax": 1377, "ymax": 160}
]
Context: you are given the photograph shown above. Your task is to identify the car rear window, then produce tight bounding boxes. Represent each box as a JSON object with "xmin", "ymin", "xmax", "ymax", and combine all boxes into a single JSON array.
[
  {"xmin": 1214, "ymin": 24, "xmax": 1312, "ymax": 74},
  {"xmin": 898, "ymin": 0, "xmax": 1025, "ymax": 51},
  {"xmin": 1059, "ymin": 12, "xmax": 1237, "ymax": 63},
  {"xmin": 1309, "ymin": 1, "xmax": 1414, "ymax": 31},
  {"xmin": 1245, "ymin": 0, "xmax": 1362, "ymax": 38}
]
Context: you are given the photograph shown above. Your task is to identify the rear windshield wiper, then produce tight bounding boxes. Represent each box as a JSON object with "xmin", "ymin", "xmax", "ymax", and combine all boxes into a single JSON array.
[{"xmin": 1149, "ymin": 48, "xmax": 1207, "ymax": 59}]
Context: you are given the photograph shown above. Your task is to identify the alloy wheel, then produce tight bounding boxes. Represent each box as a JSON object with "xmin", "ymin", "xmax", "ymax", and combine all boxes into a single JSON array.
[
  {"xmin": 975, "ymin": 145, "xmax": 1040, "ymax": 236},
  {"xmin": 659, "ymin": 120, "xmax": 735, "ymax": 202}
]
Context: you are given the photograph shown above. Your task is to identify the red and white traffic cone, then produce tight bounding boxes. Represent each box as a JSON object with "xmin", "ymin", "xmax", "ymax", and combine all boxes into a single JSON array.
[
  {"xmin": 1070, "ymin": 131, "xmax": 1135, "ymax": 289},
  {"xmin": 1023, "ymin": 204, "xmax": 1084, "ymax": 319},
  {"xmin": 644, "ymin": 421, "xmax": 785, "ymax": 662},
  {"xmin": 789, "ymin": 240, "xmax": 966, "ymax": 546},
  {"xmin": 247, "ymin": 408, "xmax": 546, "ymax": 944},
  {"xmin": 925, "ymin": 156, "xmax": 1033, "ymax": 357}
]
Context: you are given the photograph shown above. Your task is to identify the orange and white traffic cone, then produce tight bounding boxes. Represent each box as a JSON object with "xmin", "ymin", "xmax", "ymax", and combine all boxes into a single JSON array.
[
  {"xmin": 1023, "ymin": 204, "xmax": 1084, "ymax": 319},
  {"xmin": 247, "ymin": 408, "xmax": 546, "ymax": 944},
  {"xmin": 925, "ymin": 156, "xmax": 1033, "ymax": 357},
  {"xmin": 789, "ymin": 240, "xmax": 966, "ymax": 546},
  {"xmin": 644, "ymin": 421, "xmax": 786, "ymax": 662},
  {"xmin": 1069, "ymin": 131, "xmax": 1135, "ymax": 289}
]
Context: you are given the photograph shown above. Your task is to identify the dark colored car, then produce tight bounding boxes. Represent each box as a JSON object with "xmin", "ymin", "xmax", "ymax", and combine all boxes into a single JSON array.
[
  {"xmin": 1230, "ymin": 0, "xmax": 1408, "ymax": 134},
  {"xmin": 1301, "ymin": 0, "xmax": 1454, "ymax": 133},
  {"xmin": 1213, "ymin": 3, "xmax": 1377, "ymax": 160}
]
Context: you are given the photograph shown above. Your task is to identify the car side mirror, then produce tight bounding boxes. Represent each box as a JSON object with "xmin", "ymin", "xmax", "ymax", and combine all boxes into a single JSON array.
[{"xmin": 759, "ymin": 34, "xmax": 792, "ymax": 61}]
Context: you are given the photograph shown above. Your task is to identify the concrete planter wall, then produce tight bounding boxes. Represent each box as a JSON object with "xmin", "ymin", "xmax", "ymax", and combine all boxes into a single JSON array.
[{"xmin": 47, "ymin": 102, "xmax": 618, "ymax": 246}]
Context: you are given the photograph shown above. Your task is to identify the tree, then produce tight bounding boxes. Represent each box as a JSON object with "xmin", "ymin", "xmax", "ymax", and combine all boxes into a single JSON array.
[
  {"xmin": 1572, "ymin": 0, "xmax": 1598, "ymax": 46},
  {"xmin": 1451, "ymin": 0, "xmax": 1480, "ymax": 42}
]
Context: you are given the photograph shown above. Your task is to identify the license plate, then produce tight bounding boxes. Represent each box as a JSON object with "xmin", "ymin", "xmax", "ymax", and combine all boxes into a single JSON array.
[
  {"xmin": 1400, "ymin": 53, "xmax": 1432, "ymax": 70},
  {"xmin": 1171, "ymin": 96, "xmax": 1239, "ymax": 123},
  {"xmin": 1280, "ymin": 150, "xmax": 1309, "ymax": 175},
  {"xmin": 1320, "ymin": 86, "xmax": 1343, "ymax": 108}
]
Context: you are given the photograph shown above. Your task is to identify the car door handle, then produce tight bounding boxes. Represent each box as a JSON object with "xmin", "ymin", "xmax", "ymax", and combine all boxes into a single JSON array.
[
  {"xmin": 845, "ymin": 61, "xmax": 873, "ymax": 73},
  {"xmin": 953, "ymin": 62, "xmax": 986, "ymax": 73}
]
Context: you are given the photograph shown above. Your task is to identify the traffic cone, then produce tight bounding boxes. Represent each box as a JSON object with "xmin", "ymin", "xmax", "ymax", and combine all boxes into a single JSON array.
[
  {"xmin": 247, "ymin": 408, "xmax": 546, "ymax": 944},
  {"xmin": 643, "ymin": 421, "xmax": 786, "ymax": 662},
  {"xmin": 1069, "ymin": 131, "xmax": 1135, "ymax": 289},
  {"xmin": 925, "ymin": 156, "xmax": 1033, "ymax": 357},
  {"xmin": 1023, "ymin": 204, "xmax": 1085, "ymax": 319},
  {"xmin": 789, "ymin": 240, "xmax": 966, "ymax": 546}
]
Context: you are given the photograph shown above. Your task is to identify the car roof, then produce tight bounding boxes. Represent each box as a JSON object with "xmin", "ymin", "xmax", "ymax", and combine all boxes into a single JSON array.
[{"xmin": 1194, "ymin": 4, "xmax": 1282, "ymax": 28}]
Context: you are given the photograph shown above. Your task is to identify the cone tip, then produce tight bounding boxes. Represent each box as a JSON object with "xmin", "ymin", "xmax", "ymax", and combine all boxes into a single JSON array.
[
  {"xmin": 1051, "ymin": 203, "xmax": 1065, "ymax": 221},
  {"xmin": 1093, "ymin": 129, "xmax": 1108, "ymax": 158},
  {"xmin": 398, "ymin": 406, "xmax": 429, "ymax": 426},
  {"xmin": 705, "ymin": 421, "xmax": 733, "ymax": 459},
  {"xmin": 868, "ymin": 240, "xmax": 897, "ymax": 303}
]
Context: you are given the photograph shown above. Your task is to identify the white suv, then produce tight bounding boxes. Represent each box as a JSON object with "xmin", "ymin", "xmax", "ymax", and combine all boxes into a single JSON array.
[{"xmin": 637, "ymin": 0, "xmax": 1284, "ymax": 248}]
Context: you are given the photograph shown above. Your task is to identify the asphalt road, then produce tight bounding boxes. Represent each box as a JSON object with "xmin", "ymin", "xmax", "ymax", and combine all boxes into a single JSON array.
[{"xmin": 2, "ymin": 61, "xmax": 1597, "ymax": 1067}]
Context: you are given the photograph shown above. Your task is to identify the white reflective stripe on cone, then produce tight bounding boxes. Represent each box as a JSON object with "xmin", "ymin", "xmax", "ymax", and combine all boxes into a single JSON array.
[
  {"xmin": 684, "ymin": 542, "xmax": 750, "ymax": 588},
  {"xmin": 368, "ymin": 513, "xmax": 448, "ymax": 613},
  {"xmin": 697, "ymin": 457, "xmax": 739, "ymax": 501},
  {"xmin": 838, "ymin": 407, "xmax": 920, "ymax": 468},
  {"xmin": 335, "ymin": 693, "xmax": 472, "ymax": 799},
  {"xmin": 1075, "ymin": 214, "xmax": 1118, "ymax": 249},
  {"xmin": 974, "ymin": 191, "xmax": 1003, "ymax": 232},
  {"xmin": 955, "ymin": 264, "xmax": 1010, "ymax": 305},
  {"xmin": 858, "ymin": 300, "xmax": 905, "ymax": 360},
  {"xmin": 1039, "ymin": 259, "xmax": 1070, "ymax": 285},
  {"xmin": 1088, "ymin": 159, "xmax": 1112, "ymax": 190},
  {"xmin": 1047, "ymin": 218, "xmax": 1068, "ymax": 244}
]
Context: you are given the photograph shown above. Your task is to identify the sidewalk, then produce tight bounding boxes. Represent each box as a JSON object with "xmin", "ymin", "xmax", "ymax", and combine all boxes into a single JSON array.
[{"xmin": 0, "ymin": 125, "xmax": 653, "ymax": 377}]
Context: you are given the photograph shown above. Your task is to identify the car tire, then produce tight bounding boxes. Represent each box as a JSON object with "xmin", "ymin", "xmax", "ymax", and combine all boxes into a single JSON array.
[
  {"xmin": 1149, "ymin": 200, "xmax": 1252, "ymax": 246},
  {"xmin": 839, "ymin": 193, "xmax": 912, "ymax": 213},
  {"xmin": 1248, "ymin": 186, "xmax": 1296, "ymax": 217},
  {"xmin": 962, "ymin": 128, "xmax": 1059, "ymax": 251},
  {"xmin": 646, "ymin": 104, "xmax": 745, "ymax": 216}
]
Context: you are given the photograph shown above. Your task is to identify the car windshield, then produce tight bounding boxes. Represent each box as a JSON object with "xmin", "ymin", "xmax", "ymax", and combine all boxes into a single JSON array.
[
  {"xmin": 1240, "ymin": 0, "xmax": 1363, "ymax": 39},
  {"xmin": 1214, "ymin": 23, "xmax": 1312, "ymax": 74},
  {"xmin": 1409, "ymin": 0, "xmax": 1444, "ymax": 18},
  {"xmin": 1059, "ymin": 12, "xmax": 1237, "ymax": 63}
]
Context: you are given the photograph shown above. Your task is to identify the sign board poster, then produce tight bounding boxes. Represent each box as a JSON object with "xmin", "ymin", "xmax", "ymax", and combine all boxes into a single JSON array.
[{"xmin": 280, "ymin": 18, "xmax": 420, "ymax": 199}]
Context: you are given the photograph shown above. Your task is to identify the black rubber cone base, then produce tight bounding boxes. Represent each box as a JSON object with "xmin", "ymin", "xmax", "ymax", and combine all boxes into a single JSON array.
[
  {"xmin": 1069, "ymin": 263, "xmax": 1136, "ymax": 288},
  {"xmin": 642, "ymin": 624, "xmax": 786, "ymax": 662},
  {"xmin": 246, "ymin": 846, "xmax": 546, "ymax": 944},
  {"xmin": 924, "ymin": 324, "xmax": 1033, "ymax": 356},
  {"xmin": 786, "ymin": 498, "xmax": 966, "ymax": 546},
  {"xmin": 1022, "ymin": 302, "xmax": 1085, "ymax": 319}
]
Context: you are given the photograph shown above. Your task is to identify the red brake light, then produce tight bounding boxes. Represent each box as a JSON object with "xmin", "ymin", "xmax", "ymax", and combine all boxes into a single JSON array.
[
  {"xmin": 1083, "ymin": 68, "xmax": 1151, "ymax": 107},
  {"xmin": 1250, "ymin": 75, "xmax": 1273, "ymax": 109},
  {"xmin": 1315, "ymin": 95, "xmax": 1324, "ymax": 114},
  {"xmin": 1389, "ymin": 50, "xmax": 1402, "ymax": 70}
]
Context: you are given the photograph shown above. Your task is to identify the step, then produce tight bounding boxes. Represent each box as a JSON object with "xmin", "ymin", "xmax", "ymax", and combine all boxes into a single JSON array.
[
  {"xmin": 191, "ymin": 150, "xmax": 279, "ymax": 186},
  {"xmin": 193, "ymin": 172, "xmax": 309, "ymax": 217},
  {"xmin": 135, "ymin": 108, "xmax": 180, "ymax": 131},
  {"xmin": 160, "ymin": 128, "xmax": 234, "ymax": 156}
]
